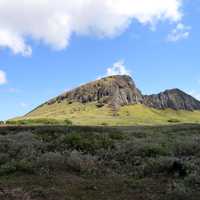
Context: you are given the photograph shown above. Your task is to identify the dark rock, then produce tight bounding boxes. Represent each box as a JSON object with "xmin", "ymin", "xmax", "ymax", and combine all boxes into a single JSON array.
[
  {"xmin": 143, "ymin": 89, "xmax": 200, "ymax": 111},
  {"xmin": 35, "ymin": 75, "xmax": 200, "ymax": 111},
  {"xmin": 46, "ymin": 75, "xmax": 143, "ymax": 108}
]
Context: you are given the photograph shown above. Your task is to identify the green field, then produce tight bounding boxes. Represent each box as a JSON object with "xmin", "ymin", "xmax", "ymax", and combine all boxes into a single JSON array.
[{"xmin": 16, "ymin": 102, "xmax": 200, "ymax": 125}]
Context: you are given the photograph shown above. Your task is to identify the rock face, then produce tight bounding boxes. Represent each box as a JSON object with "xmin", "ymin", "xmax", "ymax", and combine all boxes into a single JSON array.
[
  {"xmin": 44, "ymin": 75, "xmax": 200, "ymax": 111},
  {"xmin": 47, "ymin": 75, "xmax": 143, "ymax": 108},
  {"xmin": 143, "ymin": 89, "xmax": 200, "ymax": 111}
]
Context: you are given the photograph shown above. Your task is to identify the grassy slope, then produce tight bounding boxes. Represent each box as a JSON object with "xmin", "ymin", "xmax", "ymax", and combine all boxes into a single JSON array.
[{"xmin": 20, "ymin": 101, "xmax": 200, "ymax": 125}]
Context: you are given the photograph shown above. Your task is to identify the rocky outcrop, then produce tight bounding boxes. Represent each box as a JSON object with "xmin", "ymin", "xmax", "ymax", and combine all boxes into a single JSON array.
[
  {"xmin": 41, "ymin": 75, "xmax": 200, "ymax": 111},
  {"xmin": 47, "ymin": 75, "xmax": 143, "ymax": 108},
  {"xmin": 143, "ymin": 89, "xmax": 200, "ymax": 111}
]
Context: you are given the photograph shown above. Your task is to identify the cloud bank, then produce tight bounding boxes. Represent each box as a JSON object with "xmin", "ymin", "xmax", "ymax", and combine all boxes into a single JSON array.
[
  {"xmin": 0, "ymin": 70, "xmax": 7, "ymax": 85},
  {"xmin": 0, "ymin": 0, "xmax": 183, "ymax": 55}
]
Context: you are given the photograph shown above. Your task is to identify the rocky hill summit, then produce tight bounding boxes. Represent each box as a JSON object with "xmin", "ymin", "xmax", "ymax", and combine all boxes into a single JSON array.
[
  {"xmin": 42, "ymin": 75, "xmax": 200, "ymax": 111},
  {"xmin": 47, "ymin": 75, "xmax": 143, "ymax": 108},
  {"xmin": 144, "ymin": 89, "xmax": 200, "ymax": 111}
]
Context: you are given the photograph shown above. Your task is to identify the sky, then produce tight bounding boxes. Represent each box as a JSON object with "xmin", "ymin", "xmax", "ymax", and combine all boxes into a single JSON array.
[{"xmin": 0, "ymin": 0, "xmax": 199, "ymax": 120}]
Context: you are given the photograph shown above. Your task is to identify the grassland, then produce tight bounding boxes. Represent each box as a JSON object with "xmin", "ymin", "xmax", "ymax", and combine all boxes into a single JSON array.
[
  {"xmin": 1, "ymin": 124, "xmax": 200, "ymax": 200},
  {"xmin": 17, "ymin": 101, "xmax": 200, "ymax": 125}
]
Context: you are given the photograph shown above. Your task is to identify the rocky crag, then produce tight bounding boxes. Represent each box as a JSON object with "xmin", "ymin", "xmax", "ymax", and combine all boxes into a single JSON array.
[{"xmin": 36, "ymin": 75, "xmax": 200, "ymax": 111}]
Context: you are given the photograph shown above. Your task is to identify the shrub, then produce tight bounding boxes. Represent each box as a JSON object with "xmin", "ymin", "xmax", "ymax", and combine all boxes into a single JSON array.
[
  {"xmin": 66, "ymin": 150, "xmax": 98, "ymax": 174},
  {"xmin": 0, "ymin": 153, "xmax": 10, "ymax": 165},
  {"xmin": 0, "ymin": 161, "xmax": 17, "ymax": 175},
  {"xmin": 37, "ymin": 152, "xmax": 65, "ymax": 175},
  {"xmin": 63, "ymin": 133, "xmax": 114, "ymax": 153},
  {"xmin": 96, "ymin": 102, "xmax": 104, "ymax": 108},
  {"xmin": 101, "ymin": 122, "xmax": 108, "ymax": 126},
  {"xmin": 0, "ymin": 160, "xmax": 34, "ymax": 176},
  {"xmin": 141, "ymin": 143, "xmax": 169, "ymax": 157},
  {"xmin": 184, "ymin": 173, "xmax": 200, "ymax": 189},
  {"xmin": 63, "ymin": 119, "xmax": 73, "ymax": 125},
  {"xmin": 168, "ymin": 119, "xmax": 181, "ymax": 123},
  {"xmin": 109, "ymin": 132, "xmax": 126, "ymax": 140},
  {"xmin": 15, "ymin": 159, "xmax": 35, "ymax": 174},
  {"xmin": 173, "ymin": 136, "xmax": 200, "ymax": 157}
]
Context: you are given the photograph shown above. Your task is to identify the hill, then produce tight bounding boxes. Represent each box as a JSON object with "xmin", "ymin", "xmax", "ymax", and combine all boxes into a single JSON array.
[{"xmin": 16, "ymin": 75, "xmax": 200, "ymax": 125}]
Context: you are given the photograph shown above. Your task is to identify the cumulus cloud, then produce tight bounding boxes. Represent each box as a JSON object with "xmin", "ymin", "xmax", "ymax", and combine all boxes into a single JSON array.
[
  {"xmin": 106, "ymin": 60, "xmax": 131, "ymax": 76},
  {"xmin": 0, "ymin": 70, "xmax": 7, "ymax": 85},
  {"xmin": 0, "ymin": 30, "xmax": 32, "ymax": 56},
  {"xmin": 0, "ymin": 0, "xmax": 183, "ymax": 55},
  {"xmin": 167, "ymin": 23, "xmax": 191, "ymax": 42}
]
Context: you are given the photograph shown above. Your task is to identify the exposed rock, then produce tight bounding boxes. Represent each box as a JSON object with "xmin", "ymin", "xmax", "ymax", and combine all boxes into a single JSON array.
[
  {"xmin": 47, "ymin": 75, "xmax": 143, "ymax": 108},
  {"xmin": 34, "ymin": 75, "xmax": 200, "ymax": 111},
  {"xmin": 143, "ymin": 89, "xmax": 200, "ymax": 111}
]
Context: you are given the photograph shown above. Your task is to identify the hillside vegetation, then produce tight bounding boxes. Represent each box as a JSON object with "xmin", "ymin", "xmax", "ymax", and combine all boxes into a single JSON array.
[
  {"xmin": 18, "ymin": 102, "xmax": 200, "ymax": 125},
  {"xmin": 0, "ymin": 124, "xmax": 200, "ymax": 199}
]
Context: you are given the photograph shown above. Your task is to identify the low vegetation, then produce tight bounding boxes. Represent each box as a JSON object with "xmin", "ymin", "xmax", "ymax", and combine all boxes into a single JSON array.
[
  {"xmin": 18, "ymin": 102, "xmax": 200, "ymax": 125},
  {"xmin": 0, "ymin": 124, "xmax": 200, "ymax": 199},
  {"xmin": 5, "ymin": 118, "xmax": 72, "ymax": 125}
]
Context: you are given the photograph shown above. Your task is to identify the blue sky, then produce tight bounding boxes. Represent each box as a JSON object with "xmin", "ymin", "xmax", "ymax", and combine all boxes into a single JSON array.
[{"xmin": 0, "ymin": 0, "xmax": 199, "ymax": 120}]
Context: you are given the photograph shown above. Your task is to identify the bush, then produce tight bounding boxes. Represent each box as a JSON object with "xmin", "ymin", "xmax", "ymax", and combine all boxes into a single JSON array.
[
  {"xmin": 15, "ymin": 159, "xmax": 35, "ymax": 174},
  {"xmin": 0, "ymin": 132, "xmax": 45, "ymax": 176},
  {"xmin": 173, "ymin": 136, "xmax": 200, "ymax": 157},
  {"xmin": 0, "ymin": 153, "xmax": 10, "ymax": 165},
  {"xmin": 37, "ymin": 152, "xmax": 65, "ymax": 175},
  {"xmin": 0, "ymin": 160, "xmax": 34, "ymax": 176},
  {"xmin": 63, "ymin": 133, "xmax": 114, "ymax": 153},
  {"xmin": 66, "ymin": 150, "xmax": 98, "ymax": 174},
  {"xmin": 101, "ymin": 122, "xmax": 108, "ymax": 126},
  {"xmin": 96, "ymin": 102, "xmax": 104, "ymax": 108},
  {"xmin": 168, "ymin": 119, "xmax": 181, "ymax": 123},
  {"xmin": 184, "ymin": 173, "xmax": 200, "ymax": 189},
  {"xmin": 0, "ymin": 161, "xmax": 17, "ymax": 175},
  {"xmin": 63, "ymin": 119, "xmax": 73, "ymax": 125}
]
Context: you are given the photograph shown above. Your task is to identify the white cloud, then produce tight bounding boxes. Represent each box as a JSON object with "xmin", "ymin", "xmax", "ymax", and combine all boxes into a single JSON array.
[
  {"xmin": 0, "ymin": 30, "xmax": 32, "ymax": 56},
  {"xmin": 0, "ymin": 70, "xmax": 7, "ymax": 85},
  {"xmin": 106, "ymin": 60, "xmax": 131, "ymax": 76},
  {"xmin": 167, "ymin": 23, "xmax": 191, "ymax": 42},
  {"xmin": 0, "ymin": 0, "xmax": 183, "ymax": 55}
]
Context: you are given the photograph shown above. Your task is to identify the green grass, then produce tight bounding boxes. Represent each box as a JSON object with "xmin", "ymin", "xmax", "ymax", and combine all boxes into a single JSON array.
[
  {"xmin": 16, "ymin": 102, "xmax": 200, "ymax": 125},
  {"xmin": 6, "ymin": 118, "xmax": 72, "ymax": 125}
]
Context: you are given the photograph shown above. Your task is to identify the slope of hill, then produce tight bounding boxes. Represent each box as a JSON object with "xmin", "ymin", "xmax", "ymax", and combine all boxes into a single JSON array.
[
  {"xmin": 21, "ymin": 103, "xmax": 200, "ymax": 125},
  {"xmin": 17, "ymin": 75, "xmax": 200, "ymax": 125}
]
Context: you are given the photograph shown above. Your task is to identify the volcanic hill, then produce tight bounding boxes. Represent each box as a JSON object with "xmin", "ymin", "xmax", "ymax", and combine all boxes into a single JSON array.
[{"xmin": 19, "ymin": 75, "xmax": 200, "ymax": 125}]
